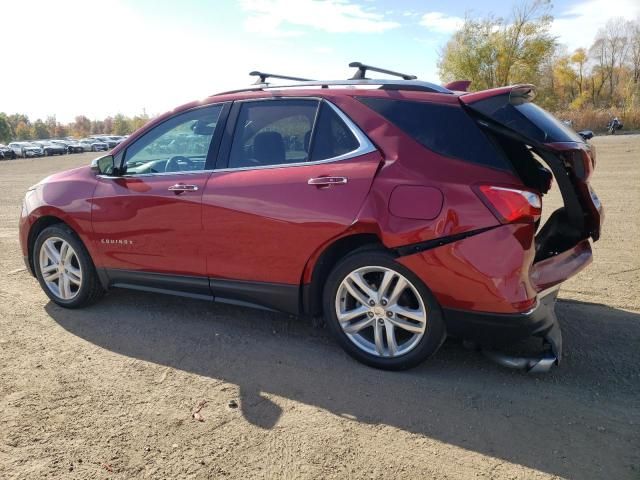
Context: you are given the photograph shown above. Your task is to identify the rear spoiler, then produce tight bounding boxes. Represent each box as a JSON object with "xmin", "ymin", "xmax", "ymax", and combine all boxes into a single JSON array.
[
  {"xmin": 443, "ymin": 80, "xmax": 471, "ymax": 92},
  {"xmin": 460, "ymin": 84, "xmax": 536, "ymax": 105}
]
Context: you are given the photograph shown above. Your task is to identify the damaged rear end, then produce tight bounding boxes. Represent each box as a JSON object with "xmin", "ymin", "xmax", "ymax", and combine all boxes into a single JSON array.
[{"xmin": 457, "ymin": 85, "xmax": 604, "ymax": 370}]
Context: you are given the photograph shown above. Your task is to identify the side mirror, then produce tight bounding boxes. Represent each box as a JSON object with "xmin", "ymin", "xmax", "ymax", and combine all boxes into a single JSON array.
[{"xmin": 90, "ymin": 155, "xmax": 117, "ymax": 175}]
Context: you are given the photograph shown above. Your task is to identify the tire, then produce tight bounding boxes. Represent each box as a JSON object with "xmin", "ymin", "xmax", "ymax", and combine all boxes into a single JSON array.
[
  {"xmin": 323, "ymin": 250, "xmax": 446, "ymax": 370},
  {"xmin": 33, "ymin": 224, "xmax": 104, "ymax": 308}
]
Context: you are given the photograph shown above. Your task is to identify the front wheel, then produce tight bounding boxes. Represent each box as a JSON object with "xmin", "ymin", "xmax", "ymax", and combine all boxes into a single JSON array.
[
  {"xmin": 323, "ymin": 250, "xmax": 445, "ymax": 370},
  {"xmin": 33, "ymin": 224, "xmax": 104, "ymax": 308}
]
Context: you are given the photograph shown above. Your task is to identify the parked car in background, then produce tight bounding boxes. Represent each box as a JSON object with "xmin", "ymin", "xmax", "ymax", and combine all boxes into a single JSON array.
[
  {"xmin": 32, "ymin": 141, "xmax": 66, "ymax": 156},
  {"xmin": 0, "ymin": 144, "xmax": 17, "ymax": 160},
  {"xmin": 8, "ymin": 142, "xmax": 43, "ymax": 158},
  {"xmin": 78, "ymin": 138, "xmax": 108, "ymax": 152},
  {"xmin": 90, "ymin": 135, "xmax": 119, "ymax": 149},
  {"xmin": 51, "ymin": 139, "xmax": 84, "ymax": 153}
]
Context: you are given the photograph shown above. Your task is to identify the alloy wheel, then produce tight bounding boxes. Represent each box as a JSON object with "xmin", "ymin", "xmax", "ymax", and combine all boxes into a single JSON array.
[
  {"xmin": 39, "ymin": 237, "xmax": 83, "ymax": 300},
  {"xmin": 335, "ymin": 266, "xmax": 427, "ymax": 358}
]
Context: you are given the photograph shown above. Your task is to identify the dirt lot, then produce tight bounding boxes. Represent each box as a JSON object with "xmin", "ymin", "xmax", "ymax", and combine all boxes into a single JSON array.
[{"xmin": 0, "ymin": 136, "xmax": 639, "ymax": 480}]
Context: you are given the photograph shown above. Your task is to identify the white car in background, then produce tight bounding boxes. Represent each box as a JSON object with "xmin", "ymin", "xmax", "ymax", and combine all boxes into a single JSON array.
[
  {"xmin": 78, "ymin": 138, "xmax": 109, "ymax": 152},
  {"xmin": 8, "ymin": 142, "xmax": 44, "ymax": 158}
]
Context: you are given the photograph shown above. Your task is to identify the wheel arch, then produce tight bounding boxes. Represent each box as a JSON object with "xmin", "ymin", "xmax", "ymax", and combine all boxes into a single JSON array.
[{"xmin": 301, "ymin": 232, "xmax": 389, "ymax": 316}]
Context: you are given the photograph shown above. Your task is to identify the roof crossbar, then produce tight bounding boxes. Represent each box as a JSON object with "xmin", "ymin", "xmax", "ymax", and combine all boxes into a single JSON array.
[
  {"xmin": 249, "ymin": 71, "xmax": 314, "ymax": 85},
  {"xmin": 349, "ymin": 62, "xmax": 417, "ymax": 80}
]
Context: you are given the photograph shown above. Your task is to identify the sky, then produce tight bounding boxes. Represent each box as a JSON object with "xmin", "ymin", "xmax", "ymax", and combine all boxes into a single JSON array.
[{"xmin": 1, "ymin": 0, "xmax": 639, "ymax": 123}]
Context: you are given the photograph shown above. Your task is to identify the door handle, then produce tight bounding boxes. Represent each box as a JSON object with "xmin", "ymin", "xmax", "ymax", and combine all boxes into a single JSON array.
[
  {"xmin": 168, "ymin": 183, "xmax": 199, "ymax": 193},
  {"xmin": 307, "ymin": 176, "xmax": 348, "ymax": 186}
]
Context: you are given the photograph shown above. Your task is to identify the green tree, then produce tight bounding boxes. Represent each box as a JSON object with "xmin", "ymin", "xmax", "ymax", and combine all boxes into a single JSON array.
[
  {"xmin": 0, "ymin": 114, "xmax": 12, "ymax": 143},
  {"xmin": 7, "ymin": 114, "xmax": 29, "ymax": 135},
  {"xmin": 438, "ymin": 0, "xmax": 555, "ymax": 90},
  {"xmin": 32, "ymin": 119, "xmax": 50, "ymax": 140}
]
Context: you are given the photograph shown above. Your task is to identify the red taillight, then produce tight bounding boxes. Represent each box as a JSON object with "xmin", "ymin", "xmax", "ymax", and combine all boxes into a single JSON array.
[{"xmin": 475, "ymin": 185, "xmax": 542, "ymax": 224}]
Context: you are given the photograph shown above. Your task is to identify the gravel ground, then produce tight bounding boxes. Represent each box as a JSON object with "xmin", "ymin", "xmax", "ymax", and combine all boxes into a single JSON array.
[{"xmin": 0, "ymin": 136, "xmax": 639, "ymax": 479}]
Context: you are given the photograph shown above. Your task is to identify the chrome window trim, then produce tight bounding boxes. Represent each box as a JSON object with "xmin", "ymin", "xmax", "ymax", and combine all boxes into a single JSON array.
[{"xmin": 214, "ymin": 98, "xmax": 376, "ymax": 173}]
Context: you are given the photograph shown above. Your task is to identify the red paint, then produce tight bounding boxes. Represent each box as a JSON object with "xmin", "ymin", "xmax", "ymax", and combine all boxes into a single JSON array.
[
  {"xmin": 388, "ymin": 185, "xmax": 443, "ymax": 220},
  {"xmin": 397, "ymin": 224, "xmax": 539, "ymax": 313},
  {"xmin": 202, "ymin": 152, "xmax": 382, "ymax": 284},
  {"xmin": 443, "ymin": 80, "xmax": 471, "ymax": 92},
  {"xmin": 92, "ymin": 172, "xmax": 211, "ymax": 275}
]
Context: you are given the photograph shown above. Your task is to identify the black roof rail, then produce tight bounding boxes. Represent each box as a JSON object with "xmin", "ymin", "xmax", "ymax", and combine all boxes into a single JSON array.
[
  {"xmin": 249, "ymin": 71, "xmax": 314, "ymax": 85},
  {"xmin": 349, "ymin": 62, "xmax": 417, "ymax": 80}
]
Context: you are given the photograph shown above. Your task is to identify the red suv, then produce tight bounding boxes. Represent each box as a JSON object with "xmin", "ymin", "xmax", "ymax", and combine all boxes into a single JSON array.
[{"xmin": 19, "ymin": 64, "xmax": 602, "ymax": 371}]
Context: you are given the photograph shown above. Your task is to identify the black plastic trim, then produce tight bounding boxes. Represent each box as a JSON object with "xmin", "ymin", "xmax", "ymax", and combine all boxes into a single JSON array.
[
  {"xmin": 209, "ymin": 278, "xmax": 299, "ymax": 314},
  {"xmin": 443, "ymin": 288, "xmax": 560, "ymax": 347},
  {"xmin": 102, "ymin": 269, "xmax": 300, "ymax": 314},
  {"xmin": 106, "ymin": 269, "xmax": 212, "ymax": 298},
  {"xmin": 394, "ymin": 226, "xmax": 498, "ymax": 257}
]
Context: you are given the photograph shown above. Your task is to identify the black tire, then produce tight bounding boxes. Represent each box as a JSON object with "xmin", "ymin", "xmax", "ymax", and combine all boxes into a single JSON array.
[
  {"xmin": 323, "ymin": 250, "xmax": 446, "ymax": 370},
  {"xmin": 33, "ymin": 224, "xmax": 104, "ymax": 308}
]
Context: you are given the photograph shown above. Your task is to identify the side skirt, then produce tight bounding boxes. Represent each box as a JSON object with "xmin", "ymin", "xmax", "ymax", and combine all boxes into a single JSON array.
[{"xmin": 103, "ymin": 269, "xmax": 300, "ymax": 315}]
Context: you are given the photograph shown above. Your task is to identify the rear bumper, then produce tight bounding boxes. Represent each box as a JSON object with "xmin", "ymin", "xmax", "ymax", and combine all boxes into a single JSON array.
[{"xmin": 442, "ymin": 286, "xmax": 560, "ymax": 347}]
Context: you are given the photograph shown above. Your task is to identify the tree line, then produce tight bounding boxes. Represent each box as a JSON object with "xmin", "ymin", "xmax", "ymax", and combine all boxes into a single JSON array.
[
  {"xmin": 0, "ymin": 112, "xmax": 150, "ymax": 144},
  {"xmin": 2, "ymin": 1, "xmax": 639, "ymax": 142},
  {"xmin": 439, "ymin": 0, "xmax": 640, "ymax": 130}
]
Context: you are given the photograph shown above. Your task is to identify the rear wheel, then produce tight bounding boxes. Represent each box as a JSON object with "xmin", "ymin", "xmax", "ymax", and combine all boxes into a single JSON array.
[
  {"xmin": 323, "ymin": 251, "xmax": 445, "ymax": 370},
  {"xmin": 33, "ymin": 224, "xmax": 104, "ymax": 308}
]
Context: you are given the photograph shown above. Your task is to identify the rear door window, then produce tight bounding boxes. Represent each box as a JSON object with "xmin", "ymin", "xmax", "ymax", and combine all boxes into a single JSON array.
[
  {"xmin": 358, "ymin": 97, "xmax": 510, "ymax": 170},
  {"xmin": 228, "ymin": 99, "xmax": 319, "ymax": 169}
]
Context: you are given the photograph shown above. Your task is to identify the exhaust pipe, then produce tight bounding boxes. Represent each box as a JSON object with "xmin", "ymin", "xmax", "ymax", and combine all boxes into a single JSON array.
[{"xmin": 482, "ymin": 350, "xmax": 557, "ymax": 373}]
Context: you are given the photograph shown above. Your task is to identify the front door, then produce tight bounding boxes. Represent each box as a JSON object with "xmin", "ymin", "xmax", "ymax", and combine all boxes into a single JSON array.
[{"xmin": 92, "ymin": 103, "xmax": 225, "ymax": 278}]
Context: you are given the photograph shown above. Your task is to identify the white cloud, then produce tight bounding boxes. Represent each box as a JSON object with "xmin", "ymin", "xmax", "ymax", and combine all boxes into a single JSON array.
[
  {"xmin": 419, "ymin": 12, "xmax": 465, "ymax": 35},
  {"xmin": 551, "ymin": 0, "xmax": 640, "ymax": 51},
  {"xmin": 240, "ymin": 0, "xmax": 400, "ymax": 36}
]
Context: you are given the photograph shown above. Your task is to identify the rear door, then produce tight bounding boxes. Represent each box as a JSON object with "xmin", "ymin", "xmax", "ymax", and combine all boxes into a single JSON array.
[
  {"xmin": 202, "ymin": 98, "xmax": 381, "ymax": 295},
  {"xmin": 460, "ymin": 85, "xmax": 603, "ymax": 243}
]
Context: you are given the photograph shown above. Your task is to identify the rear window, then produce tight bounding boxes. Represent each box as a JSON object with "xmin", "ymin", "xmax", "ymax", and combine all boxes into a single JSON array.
[
  {"xmin": 468, "ymin": 94, "xmax": 584, "ymax": 144},
  {"xmin": 358, "ymin": 97, "xmax": 509, "ymax": 170}
]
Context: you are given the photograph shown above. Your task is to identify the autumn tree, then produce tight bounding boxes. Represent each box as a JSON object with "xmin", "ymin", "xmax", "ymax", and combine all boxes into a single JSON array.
[
  {"xmin": 7, "ymin": 114, "xmax": 29, "ymax": 136},
  {"xmin": 15, "ymin": 121, "xmax": 32, "ymax": 140},
  {"xmin": 130, "ymin": 114, "xmax": 150, "ymax": 133},
  {"xmin": 73, "ymin": 115, "xmax": 91, "ymax": 138},
  {"xmin": 438, "ymin": 0, "xmax": 555, "ymax": 90},
  {"xmin": 112, "ymin": 114, "xmax": 132, "ymax": 135}
]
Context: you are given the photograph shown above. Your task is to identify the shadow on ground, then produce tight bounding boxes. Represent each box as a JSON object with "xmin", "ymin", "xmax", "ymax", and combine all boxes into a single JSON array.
[{"xmin": 46, "ymin": 291, "xmax": 640, "ymax": 479}]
